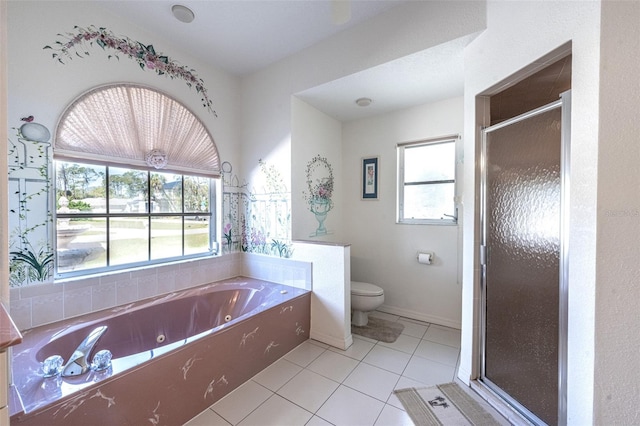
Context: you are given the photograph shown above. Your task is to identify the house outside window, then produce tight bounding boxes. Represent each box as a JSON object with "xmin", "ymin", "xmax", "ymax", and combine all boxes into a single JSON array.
[
  {"xmin": 55, "ymin": 160, "xmax": 215, "ymax": 277},
  {"xmin": 397, "ymin": 136, "xmax": 458, "ymax": 224}
]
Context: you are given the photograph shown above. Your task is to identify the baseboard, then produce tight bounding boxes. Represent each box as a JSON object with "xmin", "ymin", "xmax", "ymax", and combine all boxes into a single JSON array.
[
  {"xmin": 378, "ymin": 304, "xmax": 461, "ymax": 330},
  {"xmin": 310, "ymin": 329, "xmax": 353, "ymax": 350}
]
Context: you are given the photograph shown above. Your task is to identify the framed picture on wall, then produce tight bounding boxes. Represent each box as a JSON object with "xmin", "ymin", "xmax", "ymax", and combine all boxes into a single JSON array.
[{"xmin": 362, "ymin": 156, "xmax": 379, "ymax": 199}]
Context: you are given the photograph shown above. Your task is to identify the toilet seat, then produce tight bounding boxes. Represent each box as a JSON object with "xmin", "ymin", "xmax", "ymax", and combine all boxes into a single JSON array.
[{"xmin": 351, "ymin": 281, "xmax": 384, "ymax": 297}]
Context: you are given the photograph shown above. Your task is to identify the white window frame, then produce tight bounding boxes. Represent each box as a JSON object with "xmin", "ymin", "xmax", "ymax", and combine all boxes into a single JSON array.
[
  {"xmin": 54, "ymin": 160, "xmax": 218, "ymax": 279},
  {"xmin": 397, "ymin": 134, "xmax": 459, "ymax": 225}
]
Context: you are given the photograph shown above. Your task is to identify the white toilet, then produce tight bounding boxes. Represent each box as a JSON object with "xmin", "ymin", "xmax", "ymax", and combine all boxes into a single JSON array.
[{"xmin": 351, "ymin": 281, "xmax": 385, "ymax": 327}]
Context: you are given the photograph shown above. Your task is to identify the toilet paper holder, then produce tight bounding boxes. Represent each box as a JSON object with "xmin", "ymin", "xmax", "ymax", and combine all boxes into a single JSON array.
[{"xmin": 417, "ymin": 251, "xmax": 433, "ymax": 265}]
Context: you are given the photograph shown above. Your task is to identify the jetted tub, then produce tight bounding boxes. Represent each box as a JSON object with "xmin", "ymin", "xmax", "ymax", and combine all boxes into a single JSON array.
[{"xmin": 10, "ymin": 277, "xmax": 311, "ymax": 425}]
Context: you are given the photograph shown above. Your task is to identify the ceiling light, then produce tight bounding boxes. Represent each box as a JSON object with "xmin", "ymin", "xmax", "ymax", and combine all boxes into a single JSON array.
[
  {"xmin": 172, "ymin": 5, "xmax": 195, "ymax": 23},
  {"xmin": 355, "ymin": 98, "xmax": 372, "ymax": 107}
]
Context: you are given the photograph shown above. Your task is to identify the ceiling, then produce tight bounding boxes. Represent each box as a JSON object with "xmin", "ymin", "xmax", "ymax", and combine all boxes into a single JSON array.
[
  {"xmin": 96, "ymin": 0, "xmax": 470, "ymax": 122},
  {"xmin": 297, "ymin": 34, "xmax": 474, "ymax": 121}
]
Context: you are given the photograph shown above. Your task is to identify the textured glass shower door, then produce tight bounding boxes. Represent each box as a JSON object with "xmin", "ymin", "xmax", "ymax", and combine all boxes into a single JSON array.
[{"xmin": 481, "ymin": 101, "xmax": 565, "ymax": 425}]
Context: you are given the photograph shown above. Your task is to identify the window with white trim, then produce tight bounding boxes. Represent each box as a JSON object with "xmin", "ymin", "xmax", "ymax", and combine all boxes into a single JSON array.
[
  {"xmin": 54, "ymin": 84, "xmax": 220, "ymax": 278},
  {"xmin": 397, "ymin": 136, "xmax": 458, "ymax": 224},
  {"xmin": 55, "ymin": 161, "xmax": 215, "ymax": 276}
]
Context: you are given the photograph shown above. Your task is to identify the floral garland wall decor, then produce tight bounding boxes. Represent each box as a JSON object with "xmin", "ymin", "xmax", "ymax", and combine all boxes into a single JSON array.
[
  {"xmin": 44, "ymin": 25, "xmax": 217, "ymax": 116},
  {"xmin": 303, "ymin": 155, "xmax": 334, "ymax": 237}
]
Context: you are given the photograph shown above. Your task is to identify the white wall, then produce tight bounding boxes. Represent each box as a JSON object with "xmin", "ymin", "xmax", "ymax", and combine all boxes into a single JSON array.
[
  {"xmin": 238, "ymin": 2, "xmax": 484, "ymax": 332},
  {"xmin": 6, "ymin": 0, "xmax": 242, "ymax": 315},
  {"xmin": 460, "ymin": 2, "xmax": 602, "ymax": 424},
  {"xmin": 8, "ymin": 1, "xmax": 241, "ymax": 168},
  {"xmin": 239, "ymin": 0, "xmax": 486, "ymax": 210},
  {"xmin": 342, "ymin": 97, "xmax": 464, "ymax": 328},
  {"xmin": 6, "ymin": 1, "xmax": 484, "ymax": 322},
  {"xmin": 292, "ymin": 242, "xmax": 352, "ymax": 349},
  {"xmin": 594, "ymin": 1, "xmax": 640, "ymax": 423},
  {"xmin": 291, "ymin": 97, "xmax": 343, "ymax": 241}
]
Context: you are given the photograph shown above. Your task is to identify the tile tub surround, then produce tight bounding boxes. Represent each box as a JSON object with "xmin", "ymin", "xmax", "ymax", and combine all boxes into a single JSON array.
[
  {"xmin": 9, "ymin": 253, "xmax": 243, "ymax": 330},
  {"xmin": 8, "ymin": 252, "xmax": 312, "ymax": 331},
  {"xmin": 10, "ymin": 277, "xmax": 311, "ymax": 426}
]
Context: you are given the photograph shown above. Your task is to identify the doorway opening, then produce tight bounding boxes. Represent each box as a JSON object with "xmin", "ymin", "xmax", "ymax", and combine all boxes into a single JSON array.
[{"xmin": 474, "ymin": 48, "xmax": 572, "ymax": 426}]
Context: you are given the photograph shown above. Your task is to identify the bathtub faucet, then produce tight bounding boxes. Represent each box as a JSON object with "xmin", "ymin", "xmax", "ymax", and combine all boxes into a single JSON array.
[{"xmin": 62, "ymin": 325, "xmax": 108, "ymax": 377}]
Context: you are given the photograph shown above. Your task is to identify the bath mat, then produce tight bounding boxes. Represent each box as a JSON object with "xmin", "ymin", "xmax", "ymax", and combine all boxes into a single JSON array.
[
  {"xmin": 351, "ymin": 316, "xmax": 404, "ymax": 343},
  {"xmin": 394, "ymin": 382, "xmax": 502, "ymax": 426}
]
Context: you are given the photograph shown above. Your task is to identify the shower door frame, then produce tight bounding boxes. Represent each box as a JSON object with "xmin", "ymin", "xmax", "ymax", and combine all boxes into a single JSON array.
[{"xmin": 479, "ymin": 91, "xmax": 571, "ymax": 425}]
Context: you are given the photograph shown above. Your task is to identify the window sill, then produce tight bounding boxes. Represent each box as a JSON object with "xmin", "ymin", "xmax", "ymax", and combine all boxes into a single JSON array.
[
  {"xmin": 55, "ymin": 251, "xmax": 219, "ymax": 282},
  {"xmin": 396, "ymin": 219, "xmax": 458, "ymax": 226}
]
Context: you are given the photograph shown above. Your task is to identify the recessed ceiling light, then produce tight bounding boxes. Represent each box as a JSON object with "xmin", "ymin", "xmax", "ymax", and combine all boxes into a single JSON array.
[
  {"xmin": 355, "ymin": 98, "xmax": 372, "ymax": 107},
  {"xmin": 172, "ymin": 5, "xmax": 195, "ymax": 23}
]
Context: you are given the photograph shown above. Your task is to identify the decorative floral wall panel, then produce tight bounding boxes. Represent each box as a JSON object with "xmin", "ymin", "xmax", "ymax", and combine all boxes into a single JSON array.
[
  {"xmin": 303, "ymin": 155, "xmax": 334, "ymax": 237},
  {"xmin": 222, "ymin": 160, "xmax": 292, "ymax": 257},
  {"xmin": 8, "ymin": 121, "xmax": 54, "ymax": 287}
]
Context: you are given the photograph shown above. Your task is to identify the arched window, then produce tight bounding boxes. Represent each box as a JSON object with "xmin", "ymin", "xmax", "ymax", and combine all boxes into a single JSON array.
[
  {"xmin": 54, "ymin": 84, "xmax": 220, "ymax": 277},
  {"xmin": 55, "ymin": 83, "xmax": 220, "ymax": 176}
]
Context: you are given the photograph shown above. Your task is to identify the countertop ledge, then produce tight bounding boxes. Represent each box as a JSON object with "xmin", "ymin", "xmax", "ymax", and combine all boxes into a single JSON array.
[
  {"xmin": 293, "ymin": 240, "xmax": 351, "ymax": 247},
  {"xmin": 0, "ymin": 302, "xmax": 23, "ymax": 351}
]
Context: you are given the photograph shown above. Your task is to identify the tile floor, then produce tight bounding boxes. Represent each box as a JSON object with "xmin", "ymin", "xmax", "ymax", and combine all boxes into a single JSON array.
[{"xmin": 184, "ymin": 311, "xmax": 476, "ymax": 426}]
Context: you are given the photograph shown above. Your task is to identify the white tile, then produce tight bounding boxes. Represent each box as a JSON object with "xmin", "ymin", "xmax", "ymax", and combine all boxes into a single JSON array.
[
  {"xmin": 63, "ymin": 286, "xmax": 93, "ymax": 319},
  {"xmin": 374, "ymin": 404, "xmax": 414, "ymax": 426},
  {"xmin": 362, "ymin": 345, "xmax": 411, "ymax": 375},
  {"xmin": 284, "ymin": 341, "xmax": 326, "ymax": 367},
  {"xmin": 316, "ymin": 385, "xmax": 385, "ymax": 426},
  {"xmin": 278, "ymin": 369, "xmax": 339, "ymax": 412},
  {"xmin": 397, "ymin": 319, "xmax": 428, "ymax": 339},
  {"xmin": 350, "ymin": 332, "xmax": 377, "ymax": 344},
  {"xmin": 308, "ymin": 339, "xmax": 330, "ymax": 349},
  {"xmin": 343, "ymin": 363, "xmax": 400, "ymax": 402},
  {"xmin": 393, "ymin": 375, "xmax": 428, "ymax": 392},
  {"xmin": 9, "ymin": 298, "xmax": 31, "ymax": 330},
  {"xmin": 185, "ymin": 408, "xmax": 231, "ymax": 426},
  {"xmin": 252, "ymin": 358, "xmax": 303, "ymax": 392},
  {"xmin": 424, "ymin": 324, "xmax": 461, "ymax": 348},
  {"xmin": 31, "ymin": 292, "xmax": 63, "ymax": 327},
  {"xmin": 388, "ymin": 376, "xmax": 428, "ymax": 409},
  {"xmin": 238, "ymin": 394, "xmax": 313, "ymax": 426},
  {"xmin": 115, "ymin": 279, "xmax": 139, "ymax": 305},
  {"xmin": 329, "ymin": 336, "xmax": 375, "ymax": 360},
  {"xmin": 92, "ymin": 282, "xmax": 116, "ymax": 311},
  {"xmin": 377, "ymin": 333, "xmax": 421, "ymax": 354},
  {"xmin": 369, "ymin": 311, "xmax": 400, "ymax": 322},
  {"xmin": 307, "ymin": 350, "xmax": 359, "ymax": 382},
  {"xmin": 212, "ymin": 380, "xmax": 273, "ymax": 425},
  {"xmin": 414, "ymin": 340, "xmax": 460, "ymax": 366},
  {"xmin": 402, "ymin": 356, "xmax": 456, "ymax": 386},
  {"xmin": 305, "ymin": 415, "xmax": 334, "ymax": 426}
]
